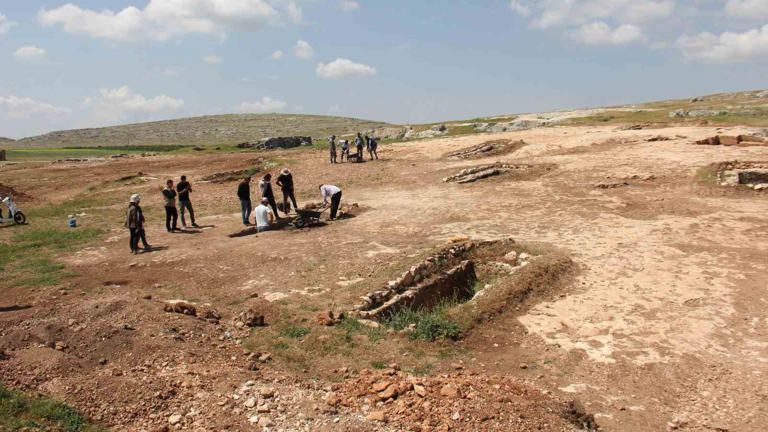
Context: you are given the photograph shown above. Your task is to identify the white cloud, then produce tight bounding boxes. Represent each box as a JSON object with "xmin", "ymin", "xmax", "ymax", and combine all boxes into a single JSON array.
[
  {"xmin": 13, "ymin": 45, "xmax": 47, "ymax": 59},
  {"xmin": 677, "ymin": 24, "xmax": 768, "ymax": 62},
  {"xmin": 38, "ymin": 0, "xmax": 301, "ymax": 42},
  {"xmin": 725, "ymin": 0, "xmax": 768, "ymax": 18},
  {"xmin": 286, "ymin": 1, "xmax": 303, "ymax": 23},
  {"xmin": 0, "ymin": 13, "xmax": 17, "ymax": 34},
  {"xmin": 570, "ymin": 21, "xmax": 646, "ymax": 45},
  {"xmin": 316, "ymin": 58, "xmax": 377, "ymax": 79},
  {"xmin": 0, "ymin": 95, "xmax": 70, "ymax": 119},
  {"xmin": 82, "ymin": 86, "xmax": 184, "ymax": 125},
  {"xmin": 340, "ymin": 1, "xmax": 361, "ymax": 12},
  {"xmin": 294, "ymin": 40, "xmax": 314, "ymax": 59},
  {"xmin": 509, "ymin": 0, "xmax": 674, "ymax": 29},
  {"xmin": 271, "ymin": 50, "xmax": 284, "ymax": 60},
  {"xmin": 203, "ymin": 54, "xmax": 223, "ymax": 64},
  {"xmin": 234, "ymin": 97, "xmax": 287, "ymax": 113},
  {"xmin": 508, "ymin": 1, "xmax": 531, "ymax": 17}
]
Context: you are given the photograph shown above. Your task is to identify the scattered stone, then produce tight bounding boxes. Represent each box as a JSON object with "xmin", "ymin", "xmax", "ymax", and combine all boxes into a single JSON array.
[
  {"xmin": 244, "ymin": 397, "xmax": 256, "ymax": 408},
  {"xmin": 168, "ymin": 414, "xmax": 182, "ymax": 425},
  {"xmin": 440, "ymin": 384, "xmax": 460, "ymax": 399},
  {"xmin": 367, "ymin": 411, "xmax": 387, "ymax": 422},
  {"xmin": 236, "ymin": 309, "xmax": 265, "ymax": 327},
  {"xmin": 163, "ymin": 301, "xmax": 197, "ymax": 316},
  {"xmin": 54, "ymin": 341, "xmax": 67, "ymax": 351},
  {"xmin": 316, "ymin": 310, "xmax": 344, "ymax": 326}
]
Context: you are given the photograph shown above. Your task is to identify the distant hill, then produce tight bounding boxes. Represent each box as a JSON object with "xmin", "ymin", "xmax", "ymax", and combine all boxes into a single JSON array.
[
  {"xmin": 0, "ymin": 137, "xmax": 15, "ymax": 145},
  {"xmin": 12, "ymin": 114, "xmax": 393, "ymax": 148}
]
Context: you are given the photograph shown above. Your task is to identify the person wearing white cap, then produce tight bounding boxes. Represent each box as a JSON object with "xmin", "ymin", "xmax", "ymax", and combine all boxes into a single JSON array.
[
  {"xmin": 276, "ymin": 168, "xmax": 298, "ymax": 215},
  {"xmin": 254, "ymin": 197, "xmax": 275, "ymax": 232},
  {"xmin": 125, "ymin": 194, "xmax": 151, "ymax": 254}
]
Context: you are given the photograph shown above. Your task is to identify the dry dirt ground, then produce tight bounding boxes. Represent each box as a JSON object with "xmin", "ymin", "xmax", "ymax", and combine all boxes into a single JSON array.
[{"xmin": 1, "ymin": 124, "xmax": 767, "ymax": 431}]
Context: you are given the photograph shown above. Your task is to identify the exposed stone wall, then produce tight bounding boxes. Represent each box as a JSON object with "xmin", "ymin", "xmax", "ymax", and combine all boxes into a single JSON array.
[
  {"xmin": 350, "ymin": 239, "xmax": 527, "ymax": 320},
  {"xmin": 442, "ymin": 163, "xmax": 533, "ymax": 183},
  {"xmin": 237, "ymin": 136, "xmax": 312, "ymax": 150},
  {"xmin": 356, "ymin": 261, "xmax": 477, "ymax": 319}
]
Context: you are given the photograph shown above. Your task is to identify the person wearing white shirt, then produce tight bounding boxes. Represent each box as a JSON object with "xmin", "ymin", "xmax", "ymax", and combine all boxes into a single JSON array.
[
  {"xmin": 254, "ymin": 197, "xmax": 274, "ymax": 232},
  {"xmin": 319, "ymin": 184, "xmax": 342, "ymax": 220}
]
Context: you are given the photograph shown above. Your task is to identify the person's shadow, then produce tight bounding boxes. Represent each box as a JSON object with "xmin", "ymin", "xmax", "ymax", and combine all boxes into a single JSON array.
[
  {"xmin": 0, "ymin": 304, "xmax": 32, "ymax": 312},
  {"xmin": 141, "ymin": 246, "xmax": 169, "ymax": 253}
]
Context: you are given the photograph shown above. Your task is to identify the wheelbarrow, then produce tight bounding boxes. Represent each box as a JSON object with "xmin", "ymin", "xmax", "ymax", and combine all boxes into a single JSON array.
[{"xmin": 293, "ymin": 207, "xmax": 328, "ymax": 228}]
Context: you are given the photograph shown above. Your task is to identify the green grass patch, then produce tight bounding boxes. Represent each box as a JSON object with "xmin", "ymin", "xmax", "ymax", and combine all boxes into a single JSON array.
[
  {"xmin": 6, "ymin": 145, "xmax": 187, "ymax": 161},
  {"xmin": 388, "ymin": 302, "xmax": 461, "ymax": 341},
  {"xmin": 370, "ymin": 361, "xmax": 387, "ymax": 369},
  {"xmin": 0, "ymin": 385, "xmax": 107, "ymax": 432},
  {"xmin": 0, "ymin": 227, "xmax": 103, "ymax": 288},
  {"xmin": 339, "ymin": 317, "xmax": 384, "ymax": 343},
  {"xmin": 279, "ymin": 325, "xmax": 311, "ymax": 339}
]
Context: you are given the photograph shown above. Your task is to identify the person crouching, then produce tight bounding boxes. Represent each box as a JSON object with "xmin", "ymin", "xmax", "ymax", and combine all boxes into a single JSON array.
[{"xmin": 254, "ymin": 197, "xmax": 275, "ymax": 232}]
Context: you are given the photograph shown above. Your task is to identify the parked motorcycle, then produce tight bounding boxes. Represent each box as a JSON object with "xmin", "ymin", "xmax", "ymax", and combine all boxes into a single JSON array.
[{"xmin": 0, "ymin": 195, "xmax": 26, "ymax": 225}]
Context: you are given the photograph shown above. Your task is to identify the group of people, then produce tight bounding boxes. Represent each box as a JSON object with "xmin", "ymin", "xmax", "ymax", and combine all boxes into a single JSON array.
[
  {"xmin": 237, "ymin": 168, "xmax": 297, "ymax": 231},
  {"xmin": 328, "ymin": 132, "xmax": 378, "ymax": 164},
  {"xmin": 125, "ymin": 174, "xmax": 200, "ymax": 254},
  {"xmin": 125, "ymin": 168, "xmax": 343, "ymax": 254}
]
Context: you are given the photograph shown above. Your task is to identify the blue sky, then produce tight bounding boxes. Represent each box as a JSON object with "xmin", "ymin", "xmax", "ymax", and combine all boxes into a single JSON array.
[{"xmin": 0, "ymin": 0, "xmax": 767, "ymax": 138}]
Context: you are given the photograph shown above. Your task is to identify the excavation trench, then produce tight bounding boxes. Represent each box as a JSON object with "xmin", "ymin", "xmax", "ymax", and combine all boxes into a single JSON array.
[
  {"xmin": 350, "ymin": 239, "xmax": 550, "ymax": 322},
  {"xmin": 715, "ymin": 161, "xmax": 768, "ymax": 190}
]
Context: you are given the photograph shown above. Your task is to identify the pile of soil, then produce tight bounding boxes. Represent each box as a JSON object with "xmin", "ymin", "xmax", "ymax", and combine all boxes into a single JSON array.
[
  {"xmin": 201, "ymin": 159, "xmax": 265, "ymax": 183},
  {"xmin": 0, "ymin": 183, "xmax": 32, "ymax": 201},
  {"xmin": 325, "ymin": 366, "xmax": 598, "ymax": 431}
]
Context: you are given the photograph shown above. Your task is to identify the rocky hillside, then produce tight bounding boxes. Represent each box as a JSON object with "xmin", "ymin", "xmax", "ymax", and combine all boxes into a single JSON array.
[
  {"xmin": 0, "ymin": 137, "xmax": 15, "ymax": 145},
  {"xmin": 12, "ymin": 114, "xmax": 393, "ymax": 148}
]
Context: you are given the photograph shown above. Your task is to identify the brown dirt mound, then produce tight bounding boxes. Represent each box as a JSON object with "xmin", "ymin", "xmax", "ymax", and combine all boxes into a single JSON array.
[
  {"xmin": 325, "ymin": 366, "xmax": 597, "ymax": 431},
  {"xmin": 444, "ymin": 139, "xmax": 528, "ymax": 159},
  {"xmin": 201, "ymin": 159, "xmax": 265, "ymax": 183},
  {"xmin": 0, "ymin": 183, "xmax": 32, "ymax": 201}
]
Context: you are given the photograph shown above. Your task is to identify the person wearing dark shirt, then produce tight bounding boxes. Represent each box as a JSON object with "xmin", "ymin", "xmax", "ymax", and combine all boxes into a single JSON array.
[
  {"xmin": 162, "ymin": 179, "xmax": 179, "ymax": 232},
  {"xmin": 328, "ymin": 135, "xmax": 337, "ymax": 164},
  {"xmin": 276, "ymin": 168, "xmax": 298, "ymax": 215},
  {"xmin": 237, "ymin": 176, "xmax": 252, "ymax": 226},
  {"xmin": 368, "ymin": 136, "xmax": 379, "ymax": 160},
  {"xmin": 176, "ymin": 175, "xmax": 198, "ymax": 228},
  {"xmin": 125, "ymin": 193, "xmax": 151, "ymax": 254},
  {"xmin": 259, "ymin": 173, "xmax": 280, "ymax": 218}
]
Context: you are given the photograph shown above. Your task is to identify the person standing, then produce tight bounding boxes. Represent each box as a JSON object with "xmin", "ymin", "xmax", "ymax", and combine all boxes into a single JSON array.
[
  {"xmin": 125, "ymin": 194, "xmax": 151, "ymax": 254},
  {"xmin": 238, "ymin": 176, "xmax": 252, "ymax": 226},
  {"xmin": 254, "ymin": 197, "xmax": 275, "ymax": 232},
  {"xmin": 340, "ymin": 139, "xmax": 350, "ymax": 162},
  {"xmin": 276, "ymin": 168, "xmax": 298, "ymax": 215},
  {"xmin": 328, "ymin": 135, "xmax": 337, "ymax": 164},
  {"xmin": 259, "ymin": 173, "xmax": 280, "ymax": 218},
  {"xmin": 176, "ymin": 175, "xmax": 198, "ymax": 228},
  {"xmin": 354, "ymin": 133, "xmax": 364, "ymax": 161},
  {"xmin": 319, "ymin": 184, "xmax": 342, "ymax": 221},
  {"xmin": 162, "ymin": 179, "xmax": 179, "ymax": 232},
  {"xmin": 368, "ymin": 136, "xmax": 379, "ymax": 160}
]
